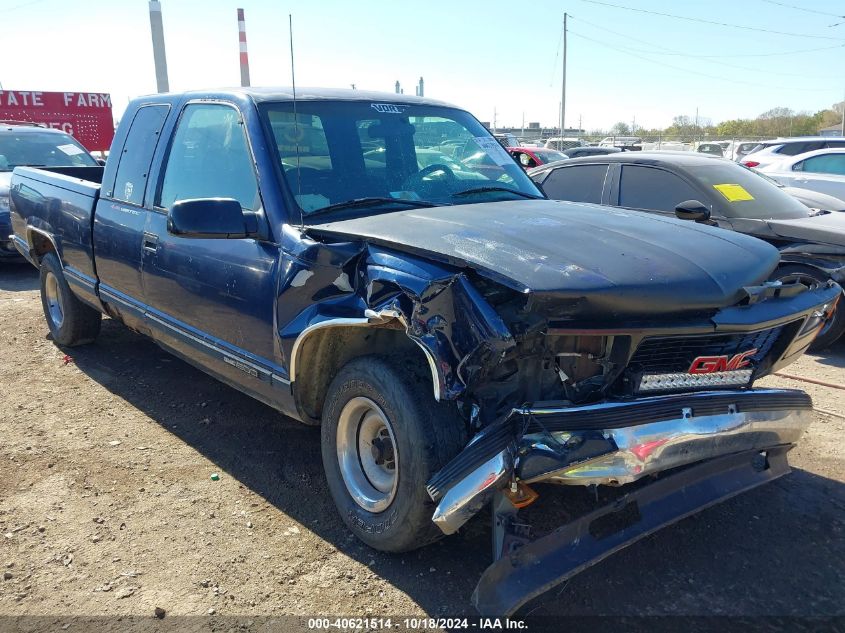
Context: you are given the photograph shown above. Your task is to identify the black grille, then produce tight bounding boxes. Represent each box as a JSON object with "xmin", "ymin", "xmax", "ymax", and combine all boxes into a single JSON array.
[{"xmin": 629, "ymin": 326, "xmax": 784, "ymax": 375}]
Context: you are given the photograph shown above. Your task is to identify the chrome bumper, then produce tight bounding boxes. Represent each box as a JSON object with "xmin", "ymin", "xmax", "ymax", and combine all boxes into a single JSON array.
[{"xmin": 429, "ymin": 388, "xmax": 812, "ymax": 535}]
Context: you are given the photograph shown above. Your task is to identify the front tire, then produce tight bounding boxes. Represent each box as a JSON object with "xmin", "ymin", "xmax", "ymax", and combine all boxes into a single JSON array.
[
  {"xmin": 39, "ymin": 252, "xmax": 102, "ymax": 346},
  {"xmin": 772, "ymin": 264, "xmax": 845, "ymax": 350},
  {"xmin": 321, "ymin": 355, "xmax": 467, "ymax": 553}
]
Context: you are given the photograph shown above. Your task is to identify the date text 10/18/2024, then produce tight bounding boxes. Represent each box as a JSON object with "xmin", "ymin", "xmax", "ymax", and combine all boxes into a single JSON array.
[{"xmin": 307, "ymin": 618, "xmax": 528, "ymax": 630}]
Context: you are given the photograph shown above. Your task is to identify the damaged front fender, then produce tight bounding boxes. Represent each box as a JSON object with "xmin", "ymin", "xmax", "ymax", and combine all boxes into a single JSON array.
[{"xmin": 277, "ymin": 225, "xmax": 517, "ymax": 410}]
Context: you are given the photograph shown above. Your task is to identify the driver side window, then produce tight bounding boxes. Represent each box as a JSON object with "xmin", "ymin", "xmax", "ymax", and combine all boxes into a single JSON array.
[{"xmin": 158, "ymin": 103, "xmax": 260, "ymax": 211}]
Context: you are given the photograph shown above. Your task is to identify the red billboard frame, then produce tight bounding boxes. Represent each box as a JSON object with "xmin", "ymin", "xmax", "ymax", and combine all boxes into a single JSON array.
[{"xmin": 0, "ymin": 90, "xmax": 115, "ymax": 152}]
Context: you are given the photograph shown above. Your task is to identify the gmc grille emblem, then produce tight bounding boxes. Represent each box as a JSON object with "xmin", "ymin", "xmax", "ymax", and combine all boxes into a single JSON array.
[{"xmin": 688, "ymin": 348, "xmax": 758, "ymax": 374}]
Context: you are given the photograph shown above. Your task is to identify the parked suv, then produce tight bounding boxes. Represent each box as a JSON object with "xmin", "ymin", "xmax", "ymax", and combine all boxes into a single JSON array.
[
  {"xmin": 0, "ymin": 121, "xmax": 99, "ymax": 261},
  {"xmin": 742, "ymin": 136, "xmax": 845, "ymax": 169}
]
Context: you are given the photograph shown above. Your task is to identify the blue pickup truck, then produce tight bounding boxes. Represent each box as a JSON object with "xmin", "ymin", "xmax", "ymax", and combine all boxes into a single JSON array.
[{"xmin": 9, "ymin": 88, "xmax": 841, "ymax": 614}]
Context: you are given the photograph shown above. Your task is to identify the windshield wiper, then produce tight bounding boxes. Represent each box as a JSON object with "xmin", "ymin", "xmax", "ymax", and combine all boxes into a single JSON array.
[
  {"xmin": 305, "ymin": 197, "xmax": 438, "ymax": 218},
  {"xmin": 452, "ymin": 186, "xmax": 543, "ymax": 200}
]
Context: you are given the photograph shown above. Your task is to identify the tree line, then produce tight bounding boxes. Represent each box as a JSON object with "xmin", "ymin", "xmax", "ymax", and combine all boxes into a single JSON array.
[{"xmin": 604, "ymin": 101, "xmax": 843, "ymax": 139}]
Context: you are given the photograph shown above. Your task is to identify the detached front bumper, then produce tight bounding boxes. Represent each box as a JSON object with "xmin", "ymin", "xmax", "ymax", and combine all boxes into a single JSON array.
[
  {"xmin": 428, "ymin": 388, "xmax": 812, "ymax": 535},
  {"xmin": 426, "ymin": 389, "xmax": 812, "ymax": 615},
  {"xmin": 473, "ymin": 445, "xmax": 794, "ymax": 615}
]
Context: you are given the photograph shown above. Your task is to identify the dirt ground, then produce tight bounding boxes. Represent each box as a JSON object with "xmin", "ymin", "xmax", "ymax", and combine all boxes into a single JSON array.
[{"xmin": 1, "ymin": 261, "xmax": 844, "ymax": 627}]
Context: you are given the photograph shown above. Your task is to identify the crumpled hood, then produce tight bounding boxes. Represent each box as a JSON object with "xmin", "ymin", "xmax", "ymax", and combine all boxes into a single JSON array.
[
  {"xmin": 308, "ymin": 200, "xmax": 781, "ymax": 319},
  {"xmin": 767, "ymin": 212, "xmax": 845, "ymax": 248}
]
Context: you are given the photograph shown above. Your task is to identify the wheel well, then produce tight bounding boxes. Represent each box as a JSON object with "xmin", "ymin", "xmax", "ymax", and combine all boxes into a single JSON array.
[
  {"xmin": 292, "ymin": 325, "xmax": 437, "ymax": 425},
  {"xmin": 28, "ymin": 230, "xmax": 57, "ymax": 264}
]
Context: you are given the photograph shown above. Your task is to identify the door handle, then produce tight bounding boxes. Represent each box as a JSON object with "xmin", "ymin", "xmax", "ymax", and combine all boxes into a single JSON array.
[{"xmin": 142, "ymin": 232, "xmax": 159, "ymax": 253}]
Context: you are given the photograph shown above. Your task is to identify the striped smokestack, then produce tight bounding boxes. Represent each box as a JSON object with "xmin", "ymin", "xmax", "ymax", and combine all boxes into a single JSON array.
[{"xmin": 237, "ymin": 8, "xmax": 251, "ymax": 87}]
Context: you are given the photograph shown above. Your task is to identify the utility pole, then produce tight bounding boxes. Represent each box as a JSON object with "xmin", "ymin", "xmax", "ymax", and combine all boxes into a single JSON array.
[
  {"xmin": 493, "ymin": 106, "xmax": 497, "ymax": 133},
  {"xmin": 561, "ymin": 12, "xmax": 567, "ymax": 137},
  {"xmin": 148, "ymin": 1, "xmax": 170, "ymax": 93},
  {"xmin": 841, "ymin": 88, "xmax": 844, "ymax": 137},
  {"xmin": 695, "ymin": 106, "xmax": 699, "ymax": 141}
]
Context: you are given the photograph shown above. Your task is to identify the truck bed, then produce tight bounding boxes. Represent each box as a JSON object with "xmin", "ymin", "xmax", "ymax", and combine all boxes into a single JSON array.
[{"xmin": 10, "ymin": 165, "xmax": 104, "ymax": 298}]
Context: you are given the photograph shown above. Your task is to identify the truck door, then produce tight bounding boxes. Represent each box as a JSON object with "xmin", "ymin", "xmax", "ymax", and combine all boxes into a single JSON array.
[
  {"xmin": 141, "ymin": 101, "xmax": 280, "ymax": 383},
  {"xmin": 94, "ymin": 104, "xmax": 169, "ymax": 329}
]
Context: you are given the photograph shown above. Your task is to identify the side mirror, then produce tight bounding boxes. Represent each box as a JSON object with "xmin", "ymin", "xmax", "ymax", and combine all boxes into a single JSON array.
[
  {"xmin": 167, "ymin": 198, "xmax": 257, "ymax": 238},
  {"xmin": 675, "ymin": 199, "xmax": 711, "ymax": 223}
]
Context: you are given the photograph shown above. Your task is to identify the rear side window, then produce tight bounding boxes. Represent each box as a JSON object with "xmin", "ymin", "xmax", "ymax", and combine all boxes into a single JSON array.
[
  {"xmin": 777, "ymin": 141, "xmax": 825, "ymax": 156},
  {"xmin": 796, "ymin": 154, "xmax": 845, "ymax": 176},
  {"xmin": 618, "ymin": 165, "xmax": 700, "ymax": 212},
  {"xmin": 158, "ymin": 103, "xmax": 260, "ymax": 211},
  {"xmin": 541, "ymin": 164, "xmax": 608, "ymax": 203},
  {"xmin": 111, "ymin": 105, "xmax": 170, "ymax": 205}
]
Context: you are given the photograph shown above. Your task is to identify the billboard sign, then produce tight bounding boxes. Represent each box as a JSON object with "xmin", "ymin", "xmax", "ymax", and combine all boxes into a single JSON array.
[{"xmin": 0, "ymin": 90, "xmax": 115, "ymax": 152}]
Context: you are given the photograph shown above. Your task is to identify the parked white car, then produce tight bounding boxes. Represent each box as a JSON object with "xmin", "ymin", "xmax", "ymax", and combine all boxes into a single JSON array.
[
  {"xmin": 722, "ymin": 140, "xmax": 762, "ymax": 162},
  {"xmin": 544, "ymin": 137, "xmax": 586, "ymax": 150},
  {"xmin": 598, "ymin": 136, "xmax": 641, "ymax": 149},
  {"xmin": 741, "ymin": 136, "xmax": 845, "ymax": 169},
  {"xmin": 760, "ymin": 148, "xmax": 845, "ymax": 201}
]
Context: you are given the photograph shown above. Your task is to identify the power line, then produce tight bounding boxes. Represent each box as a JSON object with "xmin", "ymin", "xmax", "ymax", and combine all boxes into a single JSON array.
[
  {"xmin": 760, "ymin": 0, "xmax": 845, "ymax": 20},
  {"xmin": 568, "ymin": 29, "xmax": 841, "ymax": 93},
  {"xmin": 5, "ymin": 0, "xmax": 49, "ymax": 11},
  {"xmin": 626, "ymin": 42, "xmax": 845, "ymax": 59},
  {"xmin": 571, "ymin": 15, "xmax": 843, "ymax": 79},
  {"xmin": 549, "ymin": 21, "xmax": 565, "ymax": 86},
  {"xmin": 578, "ymin": 0, "xmax": 845, "ymax": 41},
  {"xmin": 575, "ymin": 17, "xmax": 844, "ymax": 58}
]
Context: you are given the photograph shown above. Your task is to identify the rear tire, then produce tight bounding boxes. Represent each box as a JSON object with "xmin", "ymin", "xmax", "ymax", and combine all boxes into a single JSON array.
[
  {"xmin": 321, "ymin": 355, "xmax": 467, "ymax": 553},
  {"xmin": 39, "ymin": 252, "xmax": 102, "ymax": 346},
  {"xmin": 772, "ymin": 264, "xmax": 845, "ymax": 350}
]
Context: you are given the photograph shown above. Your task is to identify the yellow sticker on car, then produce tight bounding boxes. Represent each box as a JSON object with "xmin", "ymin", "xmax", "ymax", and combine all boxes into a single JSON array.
[{"xmin": 713, "ymin": 183, "xmax": 754, "ymax": 202}]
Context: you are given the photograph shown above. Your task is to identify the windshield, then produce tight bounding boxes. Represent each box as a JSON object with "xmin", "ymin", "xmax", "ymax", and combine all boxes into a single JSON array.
[
  {"xmin": 260, "ymin": 101, "xmax": 542, "ymax": 218},
  {"xmin": 532, "ymin": 149, "xmax": 567, "ymax": 163},
  {"xmin": 688, "ymin": 163, "xmax": 810, "ymax": 220},
  {"xmin": 0, "ymin": 130, "xmax": 97, "ymax": 171}
]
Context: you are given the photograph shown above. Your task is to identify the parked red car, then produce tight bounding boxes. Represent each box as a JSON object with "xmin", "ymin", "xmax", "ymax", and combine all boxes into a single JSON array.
[{"xmin": 507, "ymin": 146, "xmax": 568, "ymax": 169}]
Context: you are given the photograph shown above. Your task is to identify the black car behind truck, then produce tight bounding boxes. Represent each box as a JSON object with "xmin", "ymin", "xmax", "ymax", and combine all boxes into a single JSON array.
[
  {"xmin": 8, "ymin": 88, "xmax": 841, "ymax": 614},
  {"xmin": 530, "ymin": 152, "xmax": 845, "ymax": 348}
]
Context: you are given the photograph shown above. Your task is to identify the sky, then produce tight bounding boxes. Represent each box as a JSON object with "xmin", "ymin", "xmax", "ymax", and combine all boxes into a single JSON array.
[{"xmin": 1, "ymin": 0, "xmax": 844, "ymax": 131}]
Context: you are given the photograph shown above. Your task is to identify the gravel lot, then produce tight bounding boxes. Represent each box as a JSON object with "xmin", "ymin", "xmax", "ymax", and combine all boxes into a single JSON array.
[{"xmin": 1, "ymin": 261, "xmax": 843, "ymax": 627}]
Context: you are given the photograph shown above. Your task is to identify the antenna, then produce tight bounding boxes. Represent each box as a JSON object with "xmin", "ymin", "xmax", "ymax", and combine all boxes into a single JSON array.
[{"xmin": 289, "ymin": 14, "xmax": 304, "ymax": 229}]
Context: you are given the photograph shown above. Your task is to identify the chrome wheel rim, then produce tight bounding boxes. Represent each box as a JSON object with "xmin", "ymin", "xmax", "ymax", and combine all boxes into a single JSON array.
[
  {"xmin": 336, "ymin": 397, "xmax": 399, "ymax": 513},
  {"xmin": 44, "ymin": 272, "xmax": 65, "ymax": 329}
]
